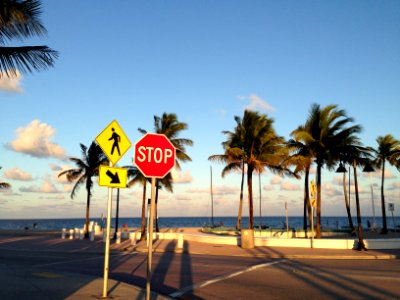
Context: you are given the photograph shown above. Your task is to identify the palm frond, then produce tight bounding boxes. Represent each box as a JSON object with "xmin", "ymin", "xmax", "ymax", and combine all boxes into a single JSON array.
[{"xmin": 0, "ymin": 45, "xmax": 58, "ymax": 76}]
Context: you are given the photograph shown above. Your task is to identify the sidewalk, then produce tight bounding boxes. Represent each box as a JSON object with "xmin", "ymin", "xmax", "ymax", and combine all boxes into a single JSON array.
[{"xmin": 131, "ymin": 237, "xmax": 400, "ymax": 260}]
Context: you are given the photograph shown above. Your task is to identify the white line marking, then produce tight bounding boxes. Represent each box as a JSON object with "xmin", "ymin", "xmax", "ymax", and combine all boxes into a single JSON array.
[{"xmin": 169, "ymin": 259, "xmax": 285, "ymax": 298}]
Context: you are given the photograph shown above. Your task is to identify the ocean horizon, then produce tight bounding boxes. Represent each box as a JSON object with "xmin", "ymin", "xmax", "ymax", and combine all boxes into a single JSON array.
[{"xmin": 0, "ymin": 216, "xmax": 398, "ymax": 231}]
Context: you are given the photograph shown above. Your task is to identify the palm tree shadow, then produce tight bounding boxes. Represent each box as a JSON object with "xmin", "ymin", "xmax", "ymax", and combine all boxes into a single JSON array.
[{"xmin": 257, "ymin": 246, "xmax": 399, "ymax": 299}]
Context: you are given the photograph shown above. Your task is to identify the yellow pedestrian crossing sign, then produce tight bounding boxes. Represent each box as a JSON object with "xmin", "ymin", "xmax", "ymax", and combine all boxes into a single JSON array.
[
  {"xmin": 96, "ymin": 120, "xmax": 131, "ymax": 165},
  {"xmin": 99, "ymin": 165, "xmax": 128, "ymax": 188}
]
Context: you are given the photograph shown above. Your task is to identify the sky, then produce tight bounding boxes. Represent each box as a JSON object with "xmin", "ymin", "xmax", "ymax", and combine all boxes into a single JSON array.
[{"xmin": 1, "ymin": 1, "xmax": 399, "ymax": 220}]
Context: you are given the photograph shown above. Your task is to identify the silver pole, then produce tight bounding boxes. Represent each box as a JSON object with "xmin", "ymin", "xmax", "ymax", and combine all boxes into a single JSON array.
[
  {"xmin": 146, "ymin": 177, "xmax": 156, "ymax": 300},
  {"xmin": 311, "ymin": 207, "xmax": 314, "ymax": 248},
  {"xmin": 102, "ymin": 162, "xmax": 113, "ymax": 298}
]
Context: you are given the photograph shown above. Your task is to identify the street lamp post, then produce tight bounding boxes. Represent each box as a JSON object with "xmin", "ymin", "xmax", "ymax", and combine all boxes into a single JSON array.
[{"xmin": 363, "ymin": 163, "xmax": 376, "ymax": 231}]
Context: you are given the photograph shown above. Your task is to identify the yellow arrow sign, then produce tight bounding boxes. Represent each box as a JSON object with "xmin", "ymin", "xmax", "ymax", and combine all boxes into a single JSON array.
[
  {"xmin": 310, "ymin": 179, "xmax": 317, "ymax": 207},
  {"xmin": 96, "ymin": 120, "xmax": 131, "ymax": 165},
  {"xmin": 99, "ymin": 166, "xmax": 128, "ymax": 189}
]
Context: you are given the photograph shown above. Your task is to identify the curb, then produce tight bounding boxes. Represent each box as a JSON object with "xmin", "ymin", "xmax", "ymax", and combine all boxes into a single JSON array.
[{"xmin": 131, "ymin": 247, "xmax": 399, "ymax": 260}]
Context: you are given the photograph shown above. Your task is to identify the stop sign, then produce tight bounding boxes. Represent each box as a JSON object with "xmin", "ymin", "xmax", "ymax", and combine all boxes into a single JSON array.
[{"xmin": 134, "ymin": 133, "xmax": 176, "ymax": 178}]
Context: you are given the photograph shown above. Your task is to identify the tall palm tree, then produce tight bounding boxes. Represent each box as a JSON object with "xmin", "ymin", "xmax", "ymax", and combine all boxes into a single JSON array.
[
  {"xmin": 138, "ymin": 112, "xmax": 193, "ymax": 232},
  {"xmin": 0, "ymin": 0, "xmax": 58, "ymax": 77},
  {"xmin": 0, "ymin": 167, "xmax": 11, "ymax": 189},
  {"xmin": 58, "ymin": 142, "xmax": 107, "ymax": 238},
  {"xmin": 125, "ymin": 165, "xmax": 148, "ymax": 241},
  {"xmin": 372, "ymin": 134, "xmax": 400, "ymax": 234},
  {"xmin": 282, "ymin": 147, "xmax": 312, "ymax": 237},
  {"xmin": 291, "ymin": 104, "xmax": 359, "ymax": 238},
  {"xmin": 209, "ymin": 116, "xmax": 246, "ymax": 230},
  {"xmin": 329, "ymin": 119, "xmax": 363, "ymax": 234},
  {"xmin": 237, "ymin": 110, "xmax": 288, "ymax": 229}
]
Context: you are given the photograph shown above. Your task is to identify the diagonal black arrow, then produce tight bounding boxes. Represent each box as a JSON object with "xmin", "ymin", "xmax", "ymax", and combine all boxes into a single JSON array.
[{"xmin": 106, "ymin": 170, "xmax": 120, "ymax": 184}]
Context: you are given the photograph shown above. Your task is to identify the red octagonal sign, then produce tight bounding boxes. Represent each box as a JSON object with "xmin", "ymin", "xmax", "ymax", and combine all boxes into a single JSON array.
[{"xmin": 134, "ymin": 133, "xmax": 176, "ymax": 178}]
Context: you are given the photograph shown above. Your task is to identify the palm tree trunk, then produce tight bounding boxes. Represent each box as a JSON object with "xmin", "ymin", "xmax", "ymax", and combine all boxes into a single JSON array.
[
  {"xmin": 304, "ymin": 167, "xmax": 311, "ymax": 237},
  {"xmin": 343, "ymin": 171, "xmax": 355, "ymax": 232},
  {"xmin": 140, "ymin": 181, "xmax": 147, "ymax": 241},
  {"xmin": 84, "ymin": 189, "xmax": 91, "ymax": 238},
  {"xmin": 353, "ymin": 160, "xmax": 366, "ymax": 251},
  {"xmin": 155, "ymin": 180, "xmax": 160, "ymax": 232},
  {"xmin": 381, "ymin": 160, "xmax": 388, "ymax": 234},
  {"xmin": 113, "ymin": 188, "xmax": 120, "ymax": 239},
  {"xmin": 247, "ymin": 166, "xmax": 254, "ymax": 229},
  {"xmin": 316, "ymin": 163, "xmax": 322, "ymax": 238},
  {"xmin": 236, "ymin": 160, "xmax": 245, "ymax": 231}
]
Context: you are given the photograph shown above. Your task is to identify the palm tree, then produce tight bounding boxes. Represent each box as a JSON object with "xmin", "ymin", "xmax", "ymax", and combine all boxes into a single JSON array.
[
  {"xmin": 291, "ymin": 104, "xmax": 359, "ymax": 238},
  {"xmin": 0, "ymin": 0, "xmax": 58, "ymax": 77},
  {"xmin": 138, "ymin": 112, "xmax": 193, "ymax": 232},
  {"xmin": 282, "ymin": 147, "xmax": 312, "ymax": 237},
  {"xmin": 329, "ymin": 120, "xmax": 363, "ymax": 234},
  {"xmin": 125, "ymin": 165, "xmax": 148, "ymax": 241},
  {"xmin": 234, "ymin": 110, "xmax": 288, "ymax": 229},
  {"xmin": 209, "ymin": 116, "xmax": 246, "ymax": 230},
  {"xmin": 372, "ymin": 134, "xmax": 400, "ymax": 234},
  {"xmin": 58, "ymin": 142, "xmax": 107, "ymax": 238},
  {"xmin": 0, "ymin": 167, "xmax": 11, "ymax": 189}
]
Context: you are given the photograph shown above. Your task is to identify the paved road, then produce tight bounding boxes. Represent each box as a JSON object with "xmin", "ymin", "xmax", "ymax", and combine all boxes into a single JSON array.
[{"xmin": 2, "ymin": 247, "xmax": 400, "ymax": 299}]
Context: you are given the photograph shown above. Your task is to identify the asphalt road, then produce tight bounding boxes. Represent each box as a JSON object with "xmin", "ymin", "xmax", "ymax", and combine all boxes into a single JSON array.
[{"xmin": 1, "ymin": 248, "xmax": 400, "ymax": 299}]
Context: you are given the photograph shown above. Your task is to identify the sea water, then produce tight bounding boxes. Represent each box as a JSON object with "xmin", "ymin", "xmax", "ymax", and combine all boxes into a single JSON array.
[{"xmin": 0, "ymin": 216, "xmax": 398, "ymax": 231}]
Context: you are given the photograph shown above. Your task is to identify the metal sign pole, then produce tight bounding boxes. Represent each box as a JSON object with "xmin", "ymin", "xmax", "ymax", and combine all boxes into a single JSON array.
[
  {"xmin": 311, "ymin": 207, "xmax": 314, "ymax": 248},
  {"xmin": 102, "ymin": 162, "xmax": 113, "ymax": 298},
  {"xmin": 146, "ymin": 177, "xmax": 156, "ymax": 300},
  {"xmin": 285, "ymin": 202, "xmax": 289, "ymax": 237}
]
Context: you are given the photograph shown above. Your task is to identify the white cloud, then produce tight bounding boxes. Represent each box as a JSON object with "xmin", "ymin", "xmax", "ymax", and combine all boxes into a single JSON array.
[
  {"xmin": 323, "ymin": 183, "xmax": 342, "ymax": 197},
  {"xmin": 4, "ymin": 167, "xmax": 33, "ymax": 181},
  {"xmin": 171, "ymin": 168, "xmax": 193, "ymax": 183},
  {"xmin": 238, "ymin": 94, "xmax": 276, "ymax": 112},
  {"xmin": 187, "ymin": 185, "xmax": 238, "ymax": 196},
  {"xmin": 270, "ymin": 175, "xmax": 282, "ymax": 185},
  {"xmin": 280, "ymin": 181, "xmax": 301, "ymax": 191},
  {"xmin": 263, "ymin": 185, "xmax": 275, "ymax": 191},
  {"xmin": 0, "ymin": 71, "xmax": 23, "ymax": 93},
  {"xmin": 19, "ymin": 176, "xmax": 62, "ymax": 194},
  {"xmin": 7, "ymin": 120, "xmax": 66, "ymax": 160}
]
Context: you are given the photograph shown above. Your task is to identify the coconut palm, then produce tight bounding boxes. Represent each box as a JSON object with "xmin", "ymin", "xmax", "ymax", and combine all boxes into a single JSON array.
[
  {"xmin": 0, "ymin": 0, "xmax": 58, "ymax": 77},
  {"xmin": 209, "ymin": 116, "xmax": 246, "ymax": 230},
  {"xmin": 138, "ymin": 112, "xmax": 192, "ymax": 232},
  {"xmin": 372, "ymin": 134, "xmax": 400, "ymax": 234},
  {"xmin": 283, "ymin": 145, "xmax": 313, "ymax": 237},
  {"xmin": 330, "ymin": 121, "xmax": 371, "ymax": 250},
  {"xmin": 291, "ymin": 104, "xmax": 359, "ymax": 238},
  {"xmin": 58, "ymin": 142, "xmax": 107, "ymax": 238},
  {"xmin": 239, "ymin": 110, "xmax": 289, "ymax": 229},
  {"xmin": 125, "ymin": 165, "xmax": 148, "ymax": 241},
  {"xmin": 329, "ymin": 120, "xmax": 363, "ymax": 234}
]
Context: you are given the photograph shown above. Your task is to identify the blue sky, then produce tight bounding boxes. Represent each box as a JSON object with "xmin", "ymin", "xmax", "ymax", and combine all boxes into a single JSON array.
[{"xmin": 1, "ymin": 1, "xmax": 399, "ymax": 220}]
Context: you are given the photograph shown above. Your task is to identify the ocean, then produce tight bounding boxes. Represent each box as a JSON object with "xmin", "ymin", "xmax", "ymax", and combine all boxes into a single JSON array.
[{"xmin": 0, "ymin": 216, "xmax": 398, "ymax": 231}]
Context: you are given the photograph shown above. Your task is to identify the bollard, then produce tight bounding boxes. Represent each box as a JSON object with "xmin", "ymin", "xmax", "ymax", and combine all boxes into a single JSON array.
[
  {"xmin": 129, "ymin": 232, "xmax": 137, "ymax": 246},
  {"xmin": 116, "ymin": 231, "xmax": 121, "ymax": 244},
  {"xmin": 61, "ymin": 228, "xmax": 66, "ymax": 239},
  {"xmin": 90, "ymin": 229, "xmax": 95, "ymax": 241},
  {"xmin": 69, "ymin": 229, "xmax": 74, "ymax": 240},
  {"xmin": 103, "ymin": 231, "xmax": 107, "ymax": 242},
  {"xmin": 80, "ymin": 229, "xmax": 85, "ymax": 240},
  {"xmin": 75, "ymin": 228, "xmax": 80, "ymax": 239},
  {"xmin": 177, "ymin": 233, "xmax": 184, "ymax": 249}
]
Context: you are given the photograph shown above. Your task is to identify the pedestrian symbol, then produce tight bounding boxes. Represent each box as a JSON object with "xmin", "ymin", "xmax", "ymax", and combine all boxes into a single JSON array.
[
  {"xmin": 96, "ymin": 120, "xmax": 131, "ymax": 165},
  {"xmin": 109, "ymin": 128, "xmax": 121, "ymax": 156}
]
